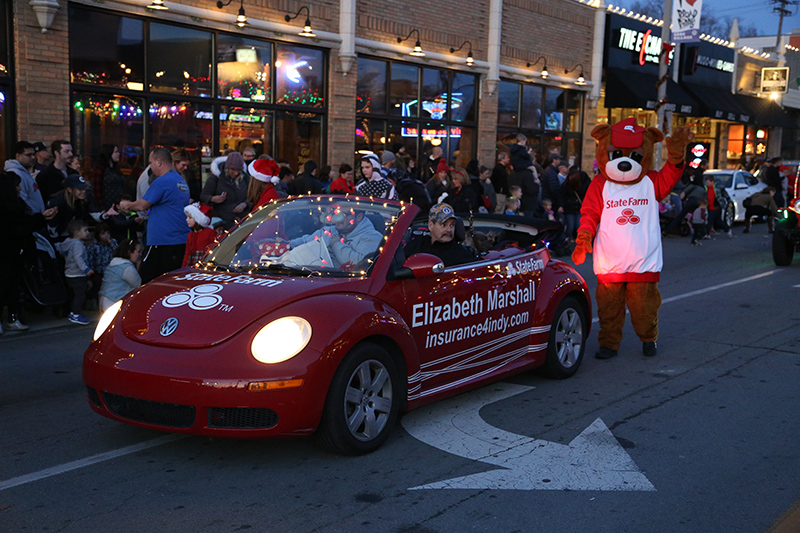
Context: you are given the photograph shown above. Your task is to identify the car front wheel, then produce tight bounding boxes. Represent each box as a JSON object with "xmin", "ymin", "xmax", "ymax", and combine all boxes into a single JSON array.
[
  {"xmin": 541, "ymin": 296, "xmax": 587, "ymax": 379},
  {"xmin": 772, "ymin": 230, "xmax": 795, "ymax": 266},
  {"xmin": 316, "ymin": 342, "xmax": 401, "ymax": 455}
]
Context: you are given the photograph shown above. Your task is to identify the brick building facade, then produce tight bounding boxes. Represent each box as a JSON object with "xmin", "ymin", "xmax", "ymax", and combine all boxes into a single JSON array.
[{"xmin": 3, "ymin": 0, "xmax": 597, "ymax": 180}]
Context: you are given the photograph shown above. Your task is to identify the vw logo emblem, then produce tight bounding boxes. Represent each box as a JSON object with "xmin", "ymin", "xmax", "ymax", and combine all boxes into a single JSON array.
[{"xmin": 160, "ymin": 317, "xmax": 179, "ymax": 337}]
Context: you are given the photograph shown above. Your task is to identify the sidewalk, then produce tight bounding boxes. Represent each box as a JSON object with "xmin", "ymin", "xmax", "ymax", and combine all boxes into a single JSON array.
[{"xmin": 1, "ymin": 306, "xmax": 101, "ymax": 338}]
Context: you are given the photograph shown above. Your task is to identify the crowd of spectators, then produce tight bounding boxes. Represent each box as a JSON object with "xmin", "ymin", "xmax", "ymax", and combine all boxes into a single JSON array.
[{"xmin": 0, "ymin": 136, "xmax": 593, "ymax": 333}]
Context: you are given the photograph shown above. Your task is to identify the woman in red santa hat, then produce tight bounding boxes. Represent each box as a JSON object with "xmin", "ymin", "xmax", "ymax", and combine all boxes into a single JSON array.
[{"xmin": 247, "ymin": 158, "xmax": 283, "ymax": 211}]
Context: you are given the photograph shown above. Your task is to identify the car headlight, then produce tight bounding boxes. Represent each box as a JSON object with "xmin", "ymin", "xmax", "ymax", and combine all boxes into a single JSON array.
[
  {"xmin": 251, "ymin": 317, "xmax": 312, "ymax": 364},
  {"xmin": 93, "ymin": 300, "xmax": 123, "ymax": 341},
  {"xmin": 793, "ymin": 198, "xmax": 800, "ymax": 213}
]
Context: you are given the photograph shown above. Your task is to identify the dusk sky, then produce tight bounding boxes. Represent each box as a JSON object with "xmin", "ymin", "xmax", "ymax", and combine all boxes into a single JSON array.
[{"xmin": 612, "ymin": 0, "xmax": 800, "ymax": 38}]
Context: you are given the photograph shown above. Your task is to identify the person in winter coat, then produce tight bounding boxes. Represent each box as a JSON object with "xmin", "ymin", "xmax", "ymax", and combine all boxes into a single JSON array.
[
  {"xmin": 356, "ymin": 153, "xmax": 398, "ymax": 200},
  {"xmin": 182, "ymin": 203, "xmax": 217, "ymax": 267},
  {"xmin": 330, "ymin": 163, "xmax": 356, "ymax": 194},
  {"xmin": 4, "ymin": 141, "xmax": 45, "ymax": 214},
  {"xmin": 508, "ymin": 135, "xmax": 540, "ymax": 216},
  {"xmin": 0, "ymin": 172, "xmax": 57, "ymax": 333},
  {"xmin": 93, "ymin": 144, "xmax": 125, "ymax": 210},
  {"xmin": 561, "ymin": 166, "xmax": 586, "ymax": 241},
  {"xmin": 201, "ymin": 151, "xmax": 250, "ymax": 229},
  {"xmin": 46, "ymin": 174, "xmax": 106, "ymax": 241},
  {"xmin": 425, "ymin": 158, "xmax": 449, "ymax": 204},
  {"xmin": 442, "ymin": 168, "xmax": 478, "ymax": 214},
  {"xmin": 56, "ymin": 219, "xmax": 94, "ymax": 325},
  {"xmin": 98, "ymin": 239, "xmax": 142, "ymax": 311},
  {"xmin": 743, "ymin": 186, "xmax": 779, "ymax": 234}
]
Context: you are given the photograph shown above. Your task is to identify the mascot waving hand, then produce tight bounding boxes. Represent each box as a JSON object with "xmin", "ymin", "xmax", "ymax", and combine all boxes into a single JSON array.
[{"xmin": 572, "ymin": 117, "xmax": 693, "ymax": 359}]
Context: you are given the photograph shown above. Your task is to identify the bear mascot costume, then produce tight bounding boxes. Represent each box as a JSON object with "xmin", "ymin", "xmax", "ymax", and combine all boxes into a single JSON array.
[{"xmin": 572, "ymin": 117, "xmax": 693, "ymax": 359}]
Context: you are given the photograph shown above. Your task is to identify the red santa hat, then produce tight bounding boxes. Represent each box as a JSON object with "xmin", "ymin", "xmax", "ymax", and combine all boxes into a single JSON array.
[
  {"xmin": 184, "ymin": 202, "xmax": 212, "ymax": 228},
  {"xmin": 611, "ymin": 117, "xmax": 646, "ymax": 149},
  {"xmin": 249, "ymin": 159, "xmax": 281, "ymax": 184}
]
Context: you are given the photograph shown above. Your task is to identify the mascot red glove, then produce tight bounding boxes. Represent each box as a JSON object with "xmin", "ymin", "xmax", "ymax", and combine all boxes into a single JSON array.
[{"xmin": 575, "ymin": 117, "xmax": 693, "ymax": 360}]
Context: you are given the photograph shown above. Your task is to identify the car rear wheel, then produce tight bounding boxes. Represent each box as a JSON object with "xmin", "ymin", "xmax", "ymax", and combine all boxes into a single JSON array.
[
  {"xmin": 724, "ymin": 202, "xmax": 735, "ymax": 227},
  {"xmin": 772, "ymin": 230, "xmax": 795, "ymax": 266},
  {"xmin": 541, "ymin": 296, "xmax": 586, "ymax": 379},
  {"xmin": 316, "ymin": 343, "xmax": 400, "ymax": 455}
]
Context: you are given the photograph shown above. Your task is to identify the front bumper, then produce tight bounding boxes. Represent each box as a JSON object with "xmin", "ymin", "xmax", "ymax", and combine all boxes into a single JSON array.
[{"xmin": 83, "ymin": 325, "xmax": 332, "ymax": 438}]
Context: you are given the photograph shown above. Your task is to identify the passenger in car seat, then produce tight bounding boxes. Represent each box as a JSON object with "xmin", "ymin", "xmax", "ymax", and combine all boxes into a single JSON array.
[{"xmin": 403, "ymin": 203, "xmax": 478, "ymax": 267}]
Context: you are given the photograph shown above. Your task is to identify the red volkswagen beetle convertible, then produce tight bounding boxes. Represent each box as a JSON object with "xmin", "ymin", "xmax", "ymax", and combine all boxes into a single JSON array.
[{"xmin": 84, "ymin": 196, "xmax": 591, "ymax": 455}]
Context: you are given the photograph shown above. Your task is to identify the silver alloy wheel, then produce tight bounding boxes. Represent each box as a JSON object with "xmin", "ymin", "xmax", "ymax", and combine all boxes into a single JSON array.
[
  {"xmin": 554, "ymin": 307, "xmax": 583, "ymax": 368},
  {"xmin": 343, "ymin": 359, "xmax": 394, "ymax": 442}
]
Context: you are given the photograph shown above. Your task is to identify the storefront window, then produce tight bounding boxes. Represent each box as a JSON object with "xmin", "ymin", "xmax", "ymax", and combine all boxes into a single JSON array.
[
  {"xmin": 356, "ymin": 118, "xmax": 386, "ymax": 155},
  {"xmin": 217, "ymin": 35, "xmax": 271, "ymax": 103},
  {"xmin": 521, "ymin": 85, "xmax": 543, "ymax": 130},
  {"xmin": 275, "ymin": 44, "xmax": 324, "ymax": 107},
  {"xmin": 565, "ymin": 91, "xmax": 582, "ymax": 132},
  {"xmin": 72, "ymin": 92, "xmax": 145, "ymax": 193},
  {"xmin": 390, "ymin": 63, "xmax": 418, "ymax": 117},
  {"xmin": 386, "ymin": 121, "xmax": 418, "ymax": 162},
  {"xmin": 276, "ymin": 111, "xmax": 322, "ymax": 170},
  {"xmin": 148, "ymin": 24, "xmax": 212, "ymax": 97},
  {"xmin": 544, "ymin": 88, "xmax": 564, "ymax": 131},
  {"xmin": 69, "ymin": 8, "xmax": 144, "ymax": 90},
  {"xmin": 357, "ymin": 59, "xmax": 387, "ymax": 114},
  {"xmin": 451, "ymin": 72, "xmax": 476, "ymax": 123},
  {"xmin": 219, "ymin": 106, "xmax": 272, "ymax": 156},
  {"xmin": 497, "ymin": 81, "xmax": 519, "ymax": 127},
  {"xmin": 449, "ymin": 125, "xmax": 475, "ymax": 168},
  {"xmin": 149, "ymin": 100, "xmax": 212, "ymax": 183},
  {"xmin": 357, "ymin": 57, "xmax": 478, "ymax": 162},
  {"xmin": 421, "ymin": 68, "xmax": 449, "ymax": 121},
  {"xmin": 498, "ymin": 80, "xmax": 584, "ymax": 164}
]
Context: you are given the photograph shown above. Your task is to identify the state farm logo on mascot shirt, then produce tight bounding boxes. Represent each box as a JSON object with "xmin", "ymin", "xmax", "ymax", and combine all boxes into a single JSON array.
[{"xmin": 616, "ymin": 208, "xmax": 641, "ymax": 226}]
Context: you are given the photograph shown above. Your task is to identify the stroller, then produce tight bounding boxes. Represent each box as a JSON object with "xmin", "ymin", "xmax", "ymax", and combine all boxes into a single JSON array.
[{"xmin": 22, "ymin": 232, "xmax": 67, "ymax": 307}]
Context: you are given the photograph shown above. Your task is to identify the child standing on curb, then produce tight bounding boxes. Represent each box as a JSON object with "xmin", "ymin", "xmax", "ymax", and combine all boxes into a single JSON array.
[{"xmin": 57, "ymin": 219, "xmax": 94, "ymax": 324}]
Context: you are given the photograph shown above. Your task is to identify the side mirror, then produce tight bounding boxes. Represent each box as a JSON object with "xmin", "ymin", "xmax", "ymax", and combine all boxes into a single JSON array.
[{"xmin": 393, "ymin": 253, "xmax": 445, "ymax": 280}]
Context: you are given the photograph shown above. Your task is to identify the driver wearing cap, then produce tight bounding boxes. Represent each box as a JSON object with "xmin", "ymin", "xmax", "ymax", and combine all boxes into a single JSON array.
[
  {"xmin": 404, "ymin": 202, "xmax": 478, "ymax": 267},
  {"xmin": 289, "ymin": 205, "xmax": 382, "ymax": 268}
]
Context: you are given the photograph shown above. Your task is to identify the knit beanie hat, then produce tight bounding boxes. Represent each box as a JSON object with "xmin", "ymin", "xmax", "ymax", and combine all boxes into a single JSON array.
[{"xmin": 226, "ymin": 151, "xmax": 245, "ymax": 171}]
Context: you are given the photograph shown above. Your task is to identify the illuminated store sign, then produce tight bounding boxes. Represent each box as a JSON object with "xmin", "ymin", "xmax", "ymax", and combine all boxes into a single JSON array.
[
  {"xmin": 401, "ymin": 126, "xmax": 461, "ymax": 138},
  {"xmin": 615, "ymin": 27, "xmax": 673, "ymax": 65},
  {"xmin": 696, "ymin": 55, "xmax": 734, "ymax": 72}
]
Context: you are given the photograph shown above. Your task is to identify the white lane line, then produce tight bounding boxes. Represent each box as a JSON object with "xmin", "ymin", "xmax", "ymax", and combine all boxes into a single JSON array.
[
  {"xmin": 0, "ymin": 434, "xmax": 185, "ymax": 492},
  {"xmin": 591, "ymin": 270, "xmax": 778, "ymax": 323}
]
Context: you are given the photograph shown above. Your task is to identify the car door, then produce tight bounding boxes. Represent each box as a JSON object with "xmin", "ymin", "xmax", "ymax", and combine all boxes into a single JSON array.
[
  {"xmin": 727, "ymin": 171, "xmax": 750, "ymax": 220},
  {"xmin": 399, "ymin": 250, "xmax": 546, "ymax": 402}
]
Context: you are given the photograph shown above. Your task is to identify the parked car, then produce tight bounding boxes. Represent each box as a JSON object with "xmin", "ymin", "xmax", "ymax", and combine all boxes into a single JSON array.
[
  {"xmin": 84, "ymin": 195, "xmax": 591, "ymax": 455},
  {"xmin": 706, "ymin": 170, "xmax": 764, "ymax": 225}
]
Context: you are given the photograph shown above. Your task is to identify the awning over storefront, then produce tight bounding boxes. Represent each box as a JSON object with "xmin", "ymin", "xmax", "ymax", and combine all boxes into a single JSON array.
[
  {"xmin": 605, "ymin": 69, "xmax": 699, "ymax": 115},
  {"xmin": 684, "ymin": 84, "xmax": 795, "ymax": 128}
]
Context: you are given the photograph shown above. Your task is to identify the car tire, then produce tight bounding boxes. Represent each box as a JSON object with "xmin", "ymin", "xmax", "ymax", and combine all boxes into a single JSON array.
[
  {"xmin": 725, "ymin": 203, "xmax": 735, "ymax": 227},
  {"xmin": 541, "ymin": 296, "xmax": 587, "ymax": 379},
  {"xmin": 772, "ymin": 230, "xmax": 794, "ymax": 266},
  {"xmin": 316, "ymin": 342, "xmax": 401, "ymax": 455}
]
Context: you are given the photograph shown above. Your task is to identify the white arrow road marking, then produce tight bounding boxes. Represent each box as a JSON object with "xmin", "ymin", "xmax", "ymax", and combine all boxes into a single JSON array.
[{"xmin": 402, "ymin": 382, "xmax": 655, "ymax": 491}]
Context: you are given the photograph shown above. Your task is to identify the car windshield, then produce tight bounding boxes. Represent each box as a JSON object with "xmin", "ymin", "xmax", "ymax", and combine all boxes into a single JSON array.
[
  {"xmin": 204, "ymin": 196, "xmax": 402, "ymax": 277},
  {"xmin": 712, "ymin": 172, "xmax": 733, "ymax": 189}
]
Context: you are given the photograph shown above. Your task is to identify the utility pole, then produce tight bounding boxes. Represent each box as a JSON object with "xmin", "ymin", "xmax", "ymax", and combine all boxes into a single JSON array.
[
  {"xmin": 655, "ymin": 0, "xmax": 672, "ymax": 170},
  {"xmin": 771, "ymin": 0, "xmax": 799, "ymax": 48}
]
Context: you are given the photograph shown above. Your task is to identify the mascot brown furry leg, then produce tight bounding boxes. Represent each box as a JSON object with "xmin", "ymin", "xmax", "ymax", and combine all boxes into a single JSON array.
[{"xmin": 572, "ymin": 118, "xmax": 693, "ymax": 359}]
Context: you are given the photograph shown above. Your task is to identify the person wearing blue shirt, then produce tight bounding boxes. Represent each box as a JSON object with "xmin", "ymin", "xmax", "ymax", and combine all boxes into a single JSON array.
[{"xmin": 119, "ymin": 147, "xmax": 190, "ymax": 283}]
